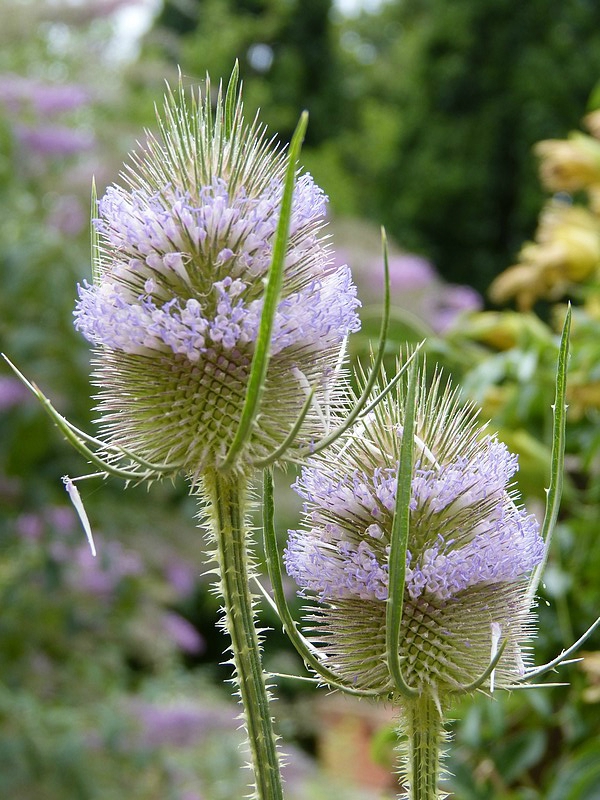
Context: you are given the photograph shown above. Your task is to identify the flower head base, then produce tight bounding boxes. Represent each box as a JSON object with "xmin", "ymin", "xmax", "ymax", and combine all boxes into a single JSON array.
[
  {"xmin": 74, "ymin": 75, "xmax": 360, "ymax": 478},
  {"xmin": 284, "ymin": 368, "xmax": 543, "ymax": 699}
]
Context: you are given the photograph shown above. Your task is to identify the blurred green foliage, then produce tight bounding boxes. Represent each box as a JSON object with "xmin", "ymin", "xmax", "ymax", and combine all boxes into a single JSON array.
[{"xmin": 2, "ymin": 0, "xmax": 600, "ymax": 798}]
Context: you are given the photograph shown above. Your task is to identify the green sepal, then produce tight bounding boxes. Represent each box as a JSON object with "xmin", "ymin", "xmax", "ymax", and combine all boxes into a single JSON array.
[{"xmin": 522, "ymin": 613, "xmax": 600, "ymax": 683}]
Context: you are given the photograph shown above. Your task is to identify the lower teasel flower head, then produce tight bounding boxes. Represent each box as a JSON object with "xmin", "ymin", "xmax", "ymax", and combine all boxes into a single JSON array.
[
  {"xmin": 73, "ymin": 75, "xmax": 360, "ymax": 479},
  {"xmin": 284, "ymin": 368, "xmax": 544, "ymax": 701}
]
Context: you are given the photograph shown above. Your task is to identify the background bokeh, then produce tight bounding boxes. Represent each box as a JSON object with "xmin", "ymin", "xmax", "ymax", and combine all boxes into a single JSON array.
[{"xmin": 2, "ymin": 1, "xmax": 600, "ymax": 798}]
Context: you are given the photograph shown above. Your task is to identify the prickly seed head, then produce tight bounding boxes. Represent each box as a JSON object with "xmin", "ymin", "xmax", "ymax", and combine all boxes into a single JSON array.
[
  {"xmin": 284, "ymin": 370, "xmax": 543, "ymax": 697},
  {"xmin": 74, "ymin": 79, "xmax": 360, "ymax": 477}
]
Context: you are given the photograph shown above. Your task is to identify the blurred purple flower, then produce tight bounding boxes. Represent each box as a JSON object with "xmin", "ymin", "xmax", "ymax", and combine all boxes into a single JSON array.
[
  {"xmin": 280, "ymin": 745, "xmax": 316, "ymax": 790},
  {"xmin": 428, "ymin": 283, "xmax": 483, "ymax": 333},
  {"xmin": 16, "ymin": 124, "xmax": 94, "ymax": 157},
  {"xmin": 370, "ymin": 252, "xmax": 437, "ymax": 292},
  {"xmin": 72, "ymin": 548, "xmax": 117, "ymax": 595},
  {"xmin": 16, "ymin": 512, "xmax": 44, "ymax": 541},
  {"xmin": 46, "ymin": 504, "xmax": 77, "ymax": 532},
  {"xmin": 126, "ymin": 696, "xmax": 316, "ymax": 796},
  {"xmin": 164, "ymin": 559, "xmax": 198, "ymax": 598},
  {"xmin": 0, "ymin": 376, "xmax": 29, "ymax": 410},
  {"xmin": 161, "ymin": 612, "xmax": 204, "ymax": 655},
  {"xmin": 63, "ymin": 539, "xmax": 143, "ymax": 596},
  {"xmin": 61, "ymin": 0, "xmax": 145, "ymax": 24},
  {"xmin": 47, "ymin": 194, "xmax": 86, "ymax": 235},
  {"xmin": 30, "ymin": 84, "xmax": 90, "ymax": 116},
  {"xmin": 16, "ymin": 504, "xmax": 76, "ymax": 542},
  {"xmin": 0, "ymin": 74, "xmax": 89, "ymax": 115},
  {"xmin": 129, "ymin": 699, "xmax": 235, "ymax": 749}
]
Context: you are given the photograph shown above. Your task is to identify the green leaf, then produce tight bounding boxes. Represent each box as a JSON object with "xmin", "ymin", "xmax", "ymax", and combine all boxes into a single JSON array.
[
  {"xmin": 527, "ymin": 304, "xmax": 571, "ymax": 604},
  {"xmin": 493, "ymin": 729, "xmax": 547, "ymax": 784},
  {"xmin": 547, "ymin": 743, "xmax": 600, "ymax": 800}
]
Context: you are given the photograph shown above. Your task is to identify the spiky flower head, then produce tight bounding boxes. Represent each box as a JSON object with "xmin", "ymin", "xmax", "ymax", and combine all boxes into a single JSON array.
[
  {"xmin": 74, "ymin": 75, "xmax": 360, "ymax": 478},
  {"xmin": 285, "ymin": 368, "xmax": 544, "ymax": 701}
]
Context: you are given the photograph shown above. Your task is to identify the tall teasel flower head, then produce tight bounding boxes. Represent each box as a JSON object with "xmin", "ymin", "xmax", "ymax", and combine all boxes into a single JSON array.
[
  {"xmin": 73, "ymin": 72, "xmax": 360, "ymax": 478},
  {"xmin": 284, "ymin": 364, "xmax": 544, "ymax": 701},
  {"xmin": 266, "ymin": 310, "xmax": 592, "ymax": 800}
]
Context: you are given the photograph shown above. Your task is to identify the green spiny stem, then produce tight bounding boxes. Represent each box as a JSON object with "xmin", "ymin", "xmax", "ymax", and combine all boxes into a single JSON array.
[
  {"xmin": 203, "ymin": 468, "xmax": 284, "ymax": 800},
  {"xmin": 399, "ymin": 693, "xmax": 445, "ymax": 800}
]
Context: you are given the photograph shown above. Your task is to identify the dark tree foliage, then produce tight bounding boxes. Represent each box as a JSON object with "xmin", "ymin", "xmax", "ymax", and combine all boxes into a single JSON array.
[
  {"xmin": 149, "ymin": 0, "xmax": 342, "ymax": 145},
  {"xmin": 375, "ymin": 0, "xmax": 600, "ymax": 290}
]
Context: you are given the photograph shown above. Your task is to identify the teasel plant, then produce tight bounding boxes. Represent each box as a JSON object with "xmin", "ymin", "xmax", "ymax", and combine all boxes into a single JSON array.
[
  {"xmin": 261, "ymin": 305, "xmax": 600, "ymax": 799},
  {"xmin": 2, "ymin": 64, "xmax": 421, "ymax": 800}
]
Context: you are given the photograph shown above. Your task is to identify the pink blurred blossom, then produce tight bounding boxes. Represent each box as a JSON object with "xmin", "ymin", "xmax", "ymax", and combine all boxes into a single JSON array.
[
  {"xmin": 368, "ymin": 252, "xmax": 437, "ymax": 292},
  {"xmin": 46, "ymin": 504, "xmax": 77, "ymax": 532},
  {"xmin": 16, "ymin": 512, "xmax": 44, "ymax": 541},
  {"xmin": 16, "ymin": 504, "xmax": 77, "ymax": 541},
  {"xmin": 0, "ymin": 376, "xmax": 30, "ymax": 410},
  {"xmin": 161, "ymin": 612, "xmax": 204, "ymax": 655},
  {"xmin": 47, "ymin": 194, "xmax": 87, "ymax": 235},
  {"xmin": 427, "ymin": 284, "xmax": 483, "ymax": 333},
  {"xmin": 0, "ymin": 74, "xmax": 89, "ymax": 115},
  {"xmin": 16, "ymin": 124, "xmax": 95, "ymax": 157},
  {"xmin": 164, "ymin": 559, "xmax": 198, "ymax": 598},
  {"xmin": 63, "ymin": 539, "xmax": 143, "ymax": 596},
  {"xmin": 128, "ymin": 699, "xmax": 235, "ymax": 749}
]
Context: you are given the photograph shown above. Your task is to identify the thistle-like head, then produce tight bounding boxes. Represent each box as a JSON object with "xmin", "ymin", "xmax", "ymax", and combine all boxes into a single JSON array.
[
  {"xmin": 74, "ymin": 73, "xmax": 360, "ymax": 479},
  {"xmin": 285, "ymin": 367, "xmax": 544, "ymax": 703}
]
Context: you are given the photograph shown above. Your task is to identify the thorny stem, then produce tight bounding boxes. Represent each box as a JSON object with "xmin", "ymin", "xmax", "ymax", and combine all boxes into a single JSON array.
[
  {"xmin": 203, "ymin": 468, "xmax": 284, "ymax": 800},
  {"xmin": 399, "ymin": 693, "xmax": 445, "ymax": 800}
]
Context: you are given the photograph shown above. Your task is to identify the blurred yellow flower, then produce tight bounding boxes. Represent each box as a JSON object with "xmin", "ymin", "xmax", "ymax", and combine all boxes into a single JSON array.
[
  {"xmin": 584, "ymin": 109, "xmax": 600, "ymax": 140},
  {"xmin": 580, "ymin": 652, "xmax": 600, "ymax": 703},
  {"xmin": 455, "ymin": 310, "xmax": 550, "ymax": 350},
  {"xmin": 568, "ymin": 381, "xmax": 600, "ymax": 419},
  {"xmin": 535, "ymin": 132, "xmax": 600, "ymax": 192},
  {"xmin": 490, "ymin": 202, "xmax": 600, "ymax": 309}
]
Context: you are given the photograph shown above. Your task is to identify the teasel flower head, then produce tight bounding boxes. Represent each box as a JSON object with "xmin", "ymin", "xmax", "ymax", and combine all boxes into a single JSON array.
[
  {"xmin": 284, "ymin": 365, "xmax": 544, "ymax": 703},
  {"xmin": 73, "ymin": 72, "xmax": 360, "ymax": 480}
]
